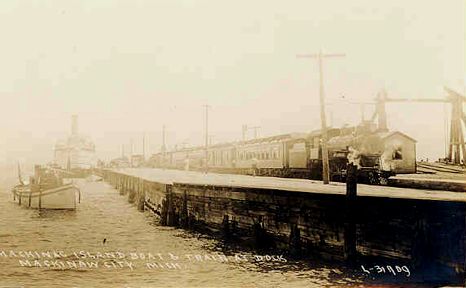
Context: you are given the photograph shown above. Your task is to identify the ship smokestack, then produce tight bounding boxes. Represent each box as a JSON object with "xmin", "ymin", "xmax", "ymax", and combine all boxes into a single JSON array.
[{"xmin": 71, "ymin": 115, "xmax": 78, "ymax": 135}]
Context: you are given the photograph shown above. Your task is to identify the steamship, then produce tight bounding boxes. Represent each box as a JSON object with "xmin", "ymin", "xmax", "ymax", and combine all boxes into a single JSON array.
[{"xmin": 53, "ymin": 115, "xmax": 96, "ymax": 176}]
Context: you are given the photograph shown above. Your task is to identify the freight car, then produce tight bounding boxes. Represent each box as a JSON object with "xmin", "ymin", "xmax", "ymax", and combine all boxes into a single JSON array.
[{"xmin": 148, "ymin": 124, "xmax": 416, "ymax": 184}]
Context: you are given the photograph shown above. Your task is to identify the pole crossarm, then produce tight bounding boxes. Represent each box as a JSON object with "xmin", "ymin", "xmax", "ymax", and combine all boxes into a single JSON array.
[
  {"xmin": 297, "ymin": 53, "xmax": 346, "ymax": 58},
  {"xmin": 385, "ymin": 98, "xmax": 448, "ymax": 103},
  {"xmin": 204, "ymin": 104, "xmax": 211, "ymax": 173}
]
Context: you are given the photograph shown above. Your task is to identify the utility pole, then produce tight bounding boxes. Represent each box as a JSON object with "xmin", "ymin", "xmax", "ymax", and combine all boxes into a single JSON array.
[
  {"xmin": 298, "ymin": 50, "xmax": 345, "ymax": 184},
  {"xmin": 204, "ymin": 105, "xmax": 211, "ymax": 173},
  {"xmin": 161, "ymin": 125, "xmax": 166, "ymax": 166},
  {"xmin": 242, "ymin": 124, "xmax": 261, "ymax": 140},
  {"xmin": 209, "ymin": 135, "xmax": 215, "ymax": 145},
  {"xmin": 251, "ymin": 126, "xmax": 260, "ymax": 139},
  {"xmin": 142, "ymin": 132, "xmax": 146, "ymax": 161},
  {"xmin": 130, "ymin": 138, "xmax": 134, "ymax": 167}
]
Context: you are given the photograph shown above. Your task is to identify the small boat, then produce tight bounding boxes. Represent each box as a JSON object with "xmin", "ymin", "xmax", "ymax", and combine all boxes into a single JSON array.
[{"xmin": 12, "ymin": 164, "xmax": 80, "ymax": 210}]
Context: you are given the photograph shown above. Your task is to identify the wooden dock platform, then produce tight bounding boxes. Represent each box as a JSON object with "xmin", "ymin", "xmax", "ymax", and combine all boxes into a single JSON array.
[
  {"xmin": 99, "ymin": 168, "xmax": 466, "ymax": 284},
  {"xmin": 115, "ymin": 168, "xmax": 466, "ymax": 202}
]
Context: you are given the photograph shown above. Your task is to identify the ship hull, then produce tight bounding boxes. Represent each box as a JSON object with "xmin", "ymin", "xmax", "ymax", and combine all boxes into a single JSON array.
[{"xmin": 13, "ymin": 184, "xmax": 79, "ymax": 210}]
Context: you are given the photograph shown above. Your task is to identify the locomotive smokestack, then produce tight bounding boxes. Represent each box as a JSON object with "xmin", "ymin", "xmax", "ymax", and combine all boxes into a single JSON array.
[{"xmin": 71, "ymin": 115, "xmax": 78, "ymax": 135}]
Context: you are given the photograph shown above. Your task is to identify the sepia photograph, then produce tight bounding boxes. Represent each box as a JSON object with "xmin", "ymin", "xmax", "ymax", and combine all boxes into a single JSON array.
[{"xmin": 0, "ymin": 1, "xmax": 465, "ymax": 287}]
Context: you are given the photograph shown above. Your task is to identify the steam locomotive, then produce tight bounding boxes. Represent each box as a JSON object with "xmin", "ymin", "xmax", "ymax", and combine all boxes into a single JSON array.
[{"xmin": 148, "ymin": 123, "xmax": 416, "ymax": 184}]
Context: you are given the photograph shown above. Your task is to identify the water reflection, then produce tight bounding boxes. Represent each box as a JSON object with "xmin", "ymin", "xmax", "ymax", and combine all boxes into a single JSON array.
[
  {"xmin": 33, "ymin": 209, "xmax": 77, "ymax": 220},
  {"xmin": 1, "ymin": 179, "xmax": 363, "ymax": 287}
]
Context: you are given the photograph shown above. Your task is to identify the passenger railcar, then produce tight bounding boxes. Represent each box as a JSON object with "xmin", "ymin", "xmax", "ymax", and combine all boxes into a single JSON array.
[{"xmin": 147, "ymin": 124, "xmax": 416, "ymax": 184}]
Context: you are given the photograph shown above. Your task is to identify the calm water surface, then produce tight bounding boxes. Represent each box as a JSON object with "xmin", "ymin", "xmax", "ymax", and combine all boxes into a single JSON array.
[{"xmin": 0, "ymin": 176, "xmax": 361, "ymax": 287}]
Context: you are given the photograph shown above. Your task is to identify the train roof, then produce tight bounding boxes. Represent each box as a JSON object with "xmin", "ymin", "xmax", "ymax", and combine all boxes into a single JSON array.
[
  {"xmin": 239, "ymin": 132, "xmax": 308, "ymax": 145},
  {"xmin": 308, "ymin": 127, "xmax": 342, "ymax": 138}
]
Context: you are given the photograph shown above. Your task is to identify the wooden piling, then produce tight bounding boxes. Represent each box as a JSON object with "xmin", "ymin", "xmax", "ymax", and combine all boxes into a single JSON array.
[
  {"xmin": 180, "ymin": 190, "xmax": 189, "ymax": 228},
  {"xmin": 344, "ymin": 163, "xmax": 358, "ymax": 264},
  {"xmin": 123, "ymin": 176, "xmax": 126, "ymax": 194},
  {"xmin": 222, "ymin": 214, "xmax": 230, "ymax": 237},
  {"xmin": 289, "ymin": 223, "xmax": 301, "ymax": 255},
  {"xmin": 137, "ymin": 180, "xmax": 145, "ymax": 211},
  {"xmin": 38, "ymin": 188, "xmax": 42, "ymax": 210},
  {"xmin": 166, "ymin": 185, "xmax": 176, "ymax": 226},
  {"xmin": 253, "ymin": 216, "xmax": 273, "ymax": 249},
  {"xmin": 128, "ymin": 177, "xmax": 136, "ymax": 203}
]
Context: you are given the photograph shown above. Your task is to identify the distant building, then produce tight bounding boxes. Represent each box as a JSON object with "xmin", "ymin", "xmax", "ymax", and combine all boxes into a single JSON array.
[
  {"xmin": 54, "ymin": 115, "xmax": 96, "ymax": 170},
  {"xmin": 130, "ymin": 154, "xmax": 145, "ymax": 167},
  {"xmin": 378, "ymin": 131, "xmax": 417, "ymax": 174},
  {"xmin": 109, "ymin": 156, "xmax": 130, "ymax": 168}
]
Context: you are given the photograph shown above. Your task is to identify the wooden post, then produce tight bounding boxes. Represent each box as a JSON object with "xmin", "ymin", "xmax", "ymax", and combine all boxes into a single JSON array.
[
  {"xmin": 120, "ymin": 176, "xmax": 126, "ymax": 195},
  {"xmin": 137, "ymin": 181, "xmax": 145, "ymax": 211},
  {"xmin": 128, "ymin": 177, "xmax": 136, "ymax": 203},
  {"xmin": 344, "ymin": 163, "xmax": 358, "ymax": 264},
  {"xmin": 222, "ymin": 214, "xmax": 230, "ymax": 238},
  {"xmin": 38, "ymin": 189, "xmax": 42, "ymax": 210},
  {"xmin": 180, "ymin": 190, "xmax": 189, "ymax": 228},
  {"xmin": 289, "ymin": 223, "xmax": 301, "ymax": 256},
  {"xmin": 166, "ymin": 185, "xmax": 175, "ymax": 226}
]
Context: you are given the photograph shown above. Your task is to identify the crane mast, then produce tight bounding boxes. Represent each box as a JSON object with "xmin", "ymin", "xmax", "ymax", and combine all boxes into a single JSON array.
[{"xmin": 369, "ymin": 87, "xmax": 465, "ymax": 165}]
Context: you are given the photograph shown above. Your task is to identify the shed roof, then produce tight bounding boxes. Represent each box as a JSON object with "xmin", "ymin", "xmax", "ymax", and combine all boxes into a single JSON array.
[{"xmin": 376, "ymin": 131, "xmax": 417, "ymax": 143}]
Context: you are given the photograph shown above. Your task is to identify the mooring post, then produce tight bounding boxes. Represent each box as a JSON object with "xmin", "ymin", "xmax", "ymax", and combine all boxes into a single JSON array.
[
  {"xmin": 38, "ymin": 189, "xmax": 42, "ymax": 210},
  {"xmin": 180, "ymin": 190, "xmax": 189, "ymax": 228},
  {"xmin": 120, "ymin": 176, "xmax": 124, "ymax": 195},
  {"xmin": 253, "ymin": 216, "xmax": 273, "ymax": 249},
  {"xmin": 231, "ymin": 217, "xmax": 238, "ymax": 236},
  {"xmin": 344, "ymin": 163, "xmax": 358, "ymax": 265},
  {"xmin": 289, "ymin": 223, "xmax": 301, "ymax": 256},
  {"xmin": 222, "ymin": 214, "xmax": 230, "ymax": 238},
  {"xmin": 128, "ymin": 177, "xmax": 136, "ymax": 203},
  {"xmin": 166, "ymin": 185, "xmax": 176, "ymax": 226},
  {"xmin": 137, "ymin": 180, "xmax": 145, "ymax": 211},
  {"xmin": 120, "ymin": 175, "xmax": 128, "ymax": 195}
]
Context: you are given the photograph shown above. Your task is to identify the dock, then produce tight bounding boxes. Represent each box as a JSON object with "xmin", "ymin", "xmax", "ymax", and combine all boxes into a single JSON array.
[{"xmin": 99, "ymin": 168, "xmax": 466, "ymax": 282}]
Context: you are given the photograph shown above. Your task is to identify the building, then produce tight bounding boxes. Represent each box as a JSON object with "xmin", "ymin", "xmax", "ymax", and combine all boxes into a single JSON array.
[{"xmin": 378, "ymin": 131, "xmax": 417, "ymax": 174}]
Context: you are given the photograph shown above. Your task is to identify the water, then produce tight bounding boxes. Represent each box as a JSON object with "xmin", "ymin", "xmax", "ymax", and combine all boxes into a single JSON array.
[{"xmin": 0, "ymin": 176, "xmax": 360, "ymax": 287}]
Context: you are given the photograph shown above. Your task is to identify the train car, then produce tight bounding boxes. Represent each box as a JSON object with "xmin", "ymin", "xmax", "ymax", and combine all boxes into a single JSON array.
[
  {"xmin": 234, "ymin": 133, "xmax": 308, "ymax": 177},
  {"xmin": 147, "ymin": 124, "xmax": 416, "ymax": 185},
  {"xmin": 207, "ymin": 143, "xmax": 236, "ymax": 172}
]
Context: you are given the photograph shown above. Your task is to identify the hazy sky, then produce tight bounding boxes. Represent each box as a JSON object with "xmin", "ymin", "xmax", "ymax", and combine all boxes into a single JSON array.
[{"xmin": 0, "ymin": 0, "xmax": 464, "ymax": 167}]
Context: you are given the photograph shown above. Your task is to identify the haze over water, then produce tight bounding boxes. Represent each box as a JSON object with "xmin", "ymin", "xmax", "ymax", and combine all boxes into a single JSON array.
[{"xmin": 0, "ymin": 0, "xmax": 464, "ymax": 168}]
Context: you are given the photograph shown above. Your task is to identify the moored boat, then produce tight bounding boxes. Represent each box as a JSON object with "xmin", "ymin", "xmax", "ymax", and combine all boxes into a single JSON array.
[{"xmin": 12, "ymin": 165, "xmax": 80, "ymax": 210}]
